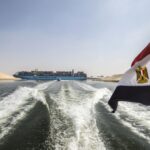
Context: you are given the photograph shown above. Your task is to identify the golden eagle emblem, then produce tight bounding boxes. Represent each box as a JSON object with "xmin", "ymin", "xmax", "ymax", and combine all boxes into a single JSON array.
[{"xmin": 136, "ymin": 66, "xmax": 149, "ymax": 83}]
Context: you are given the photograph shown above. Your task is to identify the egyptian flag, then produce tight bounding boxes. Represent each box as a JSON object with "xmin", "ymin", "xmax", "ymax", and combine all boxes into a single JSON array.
[{"xmin": 108, "ymin": 43, "xmax": 150, "ymax": 113}]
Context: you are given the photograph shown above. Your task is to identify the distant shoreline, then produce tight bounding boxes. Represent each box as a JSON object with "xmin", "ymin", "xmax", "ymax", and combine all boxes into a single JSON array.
[
  {"xmin": 0, "ymin": 72, "xmax": 19, "ymax": 81},
  {"xmin": 88, "ymin": 78, "xmax": 119, "ymax": 82},
  {"xmin": 88, "ymin": 74, "xmax": 123, "ymax": 83}
]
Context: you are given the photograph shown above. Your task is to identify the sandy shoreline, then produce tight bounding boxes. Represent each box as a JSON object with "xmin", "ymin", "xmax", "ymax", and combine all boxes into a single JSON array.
[
  {"xmin": 0, "ymin": 72, "xmax": 19, "ymax": 80},
  {"xmin": 88, "ymin": 74, "xmax": 123, "ymax": 82}
]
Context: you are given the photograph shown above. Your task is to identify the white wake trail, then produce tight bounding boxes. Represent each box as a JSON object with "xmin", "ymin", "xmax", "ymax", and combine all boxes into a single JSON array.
[
  {"xmin": 49, "ymin": 82, "xmax": 111, "ymax": 150},
  {"xmin": 74, "ymin": 81, "xmax": 98, "ymax": 92},
  {"xmin": 100, "ymin": 87, "xmax": 150, "ymax": 142},
  {"xmin": 0, "ymin": 81, "xmax": 53, "ymax": 140},
  {"xmin": 36, "ymin": 81, "xmax": 55, "ymax": 91},
  {"xmin": 115, "ymin": 102, "xmax": 150, "ymax": 141}
]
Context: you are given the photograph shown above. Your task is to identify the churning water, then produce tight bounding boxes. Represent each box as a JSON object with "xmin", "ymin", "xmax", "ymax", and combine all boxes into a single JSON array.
[{"xmin": 0, "ymin": 80, "xmax": 150, "ymax": 150}]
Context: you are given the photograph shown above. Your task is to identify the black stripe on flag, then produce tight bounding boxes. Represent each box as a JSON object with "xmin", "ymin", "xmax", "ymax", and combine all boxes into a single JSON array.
[{"xmin": 108, "ymin": 86, "xmax": 150, "ymax": 113}]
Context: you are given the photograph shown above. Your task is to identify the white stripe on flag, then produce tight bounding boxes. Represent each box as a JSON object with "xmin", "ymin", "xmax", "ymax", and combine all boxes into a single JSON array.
[{"xmin": 119, "ymin": 54, "xmax": 150, "ymax": 86}]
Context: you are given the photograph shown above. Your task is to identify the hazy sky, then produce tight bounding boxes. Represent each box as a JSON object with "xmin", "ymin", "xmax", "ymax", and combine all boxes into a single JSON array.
[{"xmin": 0, "ymin": 0, "xmax": 150, "ymax": 76}]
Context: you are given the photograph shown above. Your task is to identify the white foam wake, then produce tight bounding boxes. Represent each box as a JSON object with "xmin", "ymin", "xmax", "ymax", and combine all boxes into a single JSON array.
[
  {"xmin": 0, "ymin": 84, "xmax": 48, "ymax": 140},
  {"xmin": 49, "ymin": 82, "xmax": 111, "ymax": 150},
  {"xmin": 73, "ymin": 81, "xmax": 97, "ymax": 92},
  {"xmin": 36, "ymin": 81, "xmax": 55, "ymax": 91},
  {"xmin": 100, "ymin": 88, "xmax": 150, "ymax": 142},
  {"xmin": 115, "ymin": 102, "xmax": 150, "ymax": 141}
]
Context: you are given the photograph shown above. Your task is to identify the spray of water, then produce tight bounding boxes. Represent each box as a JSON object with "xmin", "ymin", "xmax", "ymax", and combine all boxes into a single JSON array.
[
  {"xmin": 1, "ymin": 81, "xmax": 137, "ymax": 150},
  {"xmin": 0, "ymin": 82, "xmax": 52, "ymax": 140},
  {"xmin": 47, "ymin": 81, "xmax": 111, "ymax": 150},
  {"xmin": 100, "ymin": 86, "xmax": 150, "ymax": 142}
]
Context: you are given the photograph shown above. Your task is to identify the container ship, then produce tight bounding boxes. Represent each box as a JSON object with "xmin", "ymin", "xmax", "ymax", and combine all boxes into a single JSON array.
[{"xmin": 13, "ymin": 70, "xmax": 87, "ymax": 80}]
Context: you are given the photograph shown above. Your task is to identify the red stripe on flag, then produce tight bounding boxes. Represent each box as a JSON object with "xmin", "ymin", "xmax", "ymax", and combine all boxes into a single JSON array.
[{"xmin": 131, "ymin": 43, "xmax": 150, "ymax": 67}]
